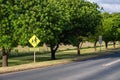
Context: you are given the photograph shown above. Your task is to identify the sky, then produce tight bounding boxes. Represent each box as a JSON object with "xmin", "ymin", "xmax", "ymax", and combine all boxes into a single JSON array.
[{"xmin": 87, "ymin": 0, "xmax": 120, "ymax": 13}]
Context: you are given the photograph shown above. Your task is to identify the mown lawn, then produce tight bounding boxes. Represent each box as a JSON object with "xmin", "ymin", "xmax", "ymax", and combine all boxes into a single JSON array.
[{"xmin": 0, "ymin": 44, "xmax": 120, "ymax": 67}]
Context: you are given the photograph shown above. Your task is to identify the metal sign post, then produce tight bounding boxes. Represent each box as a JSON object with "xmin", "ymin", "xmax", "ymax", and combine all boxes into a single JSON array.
[
  {"xmin": 29, "ymin": 35, "xmax": 40, "ymax": 63},
  {"xmin": 99, "ymin": 36, "xmax": 102, "ymax": 53},
  {"xmin": 100, "ymin": 44, "xmax": 102, "ymax": 52},
  {"xmin": 34, "ymin": 50, "xmax": 36, "ymax": 63}
]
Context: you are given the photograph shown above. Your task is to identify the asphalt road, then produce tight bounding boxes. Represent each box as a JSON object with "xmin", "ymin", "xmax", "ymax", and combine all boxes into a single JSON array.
[{"xmin": 0, "ymin": 52, "xmax": 120, "ymax": 80}]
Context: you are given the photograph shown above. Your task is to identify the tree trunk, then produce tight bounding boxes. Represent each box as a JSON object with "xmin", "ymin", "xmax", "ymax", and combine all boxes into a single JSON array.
[
  {"xmin": 113, "ymin": 41, "xmax": 116, "ymax": 48},
  {"xmin": 2, "ymin": 47, "xmax": 11, "ymax": 67},
  {"xmin": 50, "ymin": 44, "xmax": 59, "ymax": 60},
  {"xmin": 2, "ymin": 47, "xmax": 8, "ymax": 67},
  {"xmin": 94, "ymin": 41, "xmax": 97, "ymax": 52},
  {"xmin": 77, "ymin": 45, "xmax": 80, "ymax": 56},
  {"xmin": 2, "ymin": 54, "xmax": 8, "ymax": 67},
  {"xmin": 51, "ymin": 49, "xmax": 56, "ymax": 60},
  {"xmin": 77, "ymin": 42, "xmax": 83, "ymax": 56},
  {"xmin": 105, "ymin": 41, "xmax": 108, "ymax": 50}
]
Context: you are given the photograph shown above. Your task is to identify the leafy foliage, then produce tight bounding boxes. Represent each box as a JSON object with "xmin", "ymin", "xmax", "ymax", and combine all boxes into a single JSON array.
[{"xmin": 0, "ymin": 0, "xmax": 102, "ymax": 60}]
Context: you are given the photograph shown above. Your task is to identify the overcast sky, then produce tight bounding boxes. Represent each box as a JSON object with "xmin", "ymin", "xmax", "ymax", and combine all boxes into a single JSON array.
[{"xmin": 88, "ymin": 0, "xmax": 120, "ymax": 13}]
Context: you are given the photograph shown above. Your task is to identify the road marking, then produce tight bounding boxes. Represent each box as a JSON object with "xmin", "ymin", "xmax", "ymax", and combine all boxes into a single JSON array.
[{"xmin": 103, "ymin": 59, "xmax": 120, "ymax": 67}]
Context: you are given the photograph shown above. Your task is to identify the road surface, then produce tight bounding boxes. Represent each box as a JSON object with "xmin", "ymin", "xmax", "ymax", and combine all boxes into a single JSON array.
[{"xmin": 0, "ymin": 52, "xmax": 120, "ymax": 80}]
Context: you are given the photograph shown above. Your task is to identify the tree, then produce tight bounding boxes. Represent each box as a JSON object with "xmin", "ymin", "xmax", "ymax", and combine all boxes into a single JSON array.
[
  {"xmin": 110, "ymin": 13, "xmax": 120, "ymax": 48},
  {"xmin": 39, "ymin": 0, "xmax": 68, "ymax": 59},
  {"xmin": 101, "ymin": 12, "xmax": 120, "ymax": 49},
  {"xmin": 88, "ymin": 14, "xmax": 103, "ymax": 52},
  {"xmin": 7, "ymin": 0, "xmax": 102, "ymax": 60},
  {"xmin": 12, "ymin": 0, "xmax": 70, "ymax": 60},
  {"xmin": 62, "ymin": 0, "xmax": 102, "ymax": 55},
  {"xmin": 0, "ymin": 0, "xmax": 19, "ymax": 67},
  {"xmin": 101, "ymin": 12, "xmax": 111, "ymax": 49}
]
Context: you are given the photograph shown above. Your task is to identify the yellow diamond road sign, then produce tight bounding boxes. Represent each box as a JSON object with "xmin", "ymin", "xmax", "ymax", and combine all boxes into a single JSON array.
[{"xmin": 29, "ymin": 35, "xmax": 40, "ymax": 47}]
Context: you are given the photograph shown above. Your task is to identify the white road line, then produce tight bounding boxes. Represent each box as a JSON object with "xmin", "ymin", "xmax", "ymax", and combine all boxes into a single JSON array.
[{"xmin": 103, "ymin": 59, "xmax": 120, "ymax": 67}]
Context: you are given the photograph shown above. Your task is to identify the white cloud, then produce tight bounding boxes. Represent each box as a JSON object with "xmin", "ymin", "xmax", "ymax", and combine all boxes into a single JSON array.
[
  {"xmin": 87, "ymin": 0, "xmax": 120, "ymax": 13},
  {"xmin": 100, "ymin": 4, "xmax": 120, "ymax": 13}
]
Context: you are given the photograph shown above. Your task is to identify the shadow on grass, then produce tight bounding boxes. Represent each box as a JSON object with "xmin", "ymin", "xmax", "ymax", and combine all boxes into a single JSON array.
[
  {"xmin": 0, "ymin": 47, "xmax": 120, "ymax": 67},
  {"xmin": 0, "ymin": 45, "xmax": 106, "ymax": 59},
  {"xmin": 0, "ymin": 56, "xmax": 52, "ymax": 67},
  {"xmin": 8, "ymin": 51, "xmax": 49, "ymax": 58},
  {"xmin": 56, "ymin": 52, "xmax": 96, "ymax": 59},
  {"xmin": 57, "ymin": 45, "xmax": 102, "ymax": 53}
]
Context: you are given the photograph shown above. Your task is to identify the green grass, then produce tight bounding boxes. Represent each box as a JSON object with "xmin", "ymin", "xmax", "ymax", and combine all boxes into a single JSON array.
[
  {"xmin": 0, "ymin": 44, "xmax": 120, "ymax": 74},
  {"xmin": 0, "ymin": 44, "xmax": 120, "ymax": 67}
]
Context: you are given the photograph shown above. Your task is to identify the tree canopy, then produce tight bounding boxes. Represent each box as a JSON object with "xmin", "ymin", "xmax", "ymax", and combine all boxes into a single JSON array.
[
  {"xmin": 1, "ymin": 0, "xmax": 110, "ymax": 67},
  {"xmin": 0, "ymin": 0, "xmax": 102, "ymax": 60}
]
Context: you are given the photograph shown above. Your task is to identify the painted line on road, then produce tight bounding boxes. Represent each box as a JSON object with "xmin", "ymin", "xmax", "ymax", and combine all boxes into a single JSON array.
[{"xmin": 103, "ymin": 59, "xmax": 120, "ymax": 67}]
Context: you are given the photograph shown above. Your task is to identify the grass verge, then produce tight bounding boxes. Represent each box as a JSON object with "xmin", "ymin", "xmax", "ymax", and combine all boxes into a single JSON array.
[{"xmin": 0, "ymin": 47, "xmax": 120, "ymax": 74}]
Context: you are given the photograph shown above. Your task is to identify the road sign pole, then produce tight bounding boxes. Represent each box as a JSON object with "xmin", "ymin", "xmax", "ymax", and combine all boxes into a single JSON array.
[
  {"xmin": 100, "ymin": 44, "xmax": 101, "ymax": 53},
  {"xmin": 34, "ymin": 50, "xmax": 36, "ymax": 63},
  {"xmin": 29, "ymin": 35, "xmax": 40, "ymax": 63},
  {"xmin": 99, "ymin": 36, "xmax": 102, "ymax": 53}
]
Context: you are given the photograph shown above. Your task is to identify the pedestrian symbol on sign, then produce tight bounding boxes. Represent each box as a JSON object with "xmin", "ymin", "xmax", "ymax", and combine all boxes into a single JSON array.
[{"xmin": 32, "ymin": 37, "xmax": 37, "ymax": 43}]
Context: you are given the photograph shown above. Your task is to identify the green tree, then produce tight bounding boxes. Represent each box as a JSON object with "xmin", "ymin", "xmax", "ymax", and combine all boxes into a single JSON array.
[
  {"xmin": 63, "ymin": 0, "xmax": 102, "ymax": 55},
  {"xmin": 0, "ymin": 0, "xmax": 19, "ymax": 67},
  {"xmin": 110, "ymin": 13, "xmax": 120, "ymax": 48},
  {"xmin": 88, "ymin": 26, "xmax": 102, "ymax": 52},
  {"xmin": 7, "ymin": 0, "xmax": 102, "ymax": 60},
  {"xmin": 13, "ymin": 0, "xmax": 69, "ymax": 60},
  {"xmin": 101, "ymin": 12, "xmax": 120, "ymax": 49}
]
